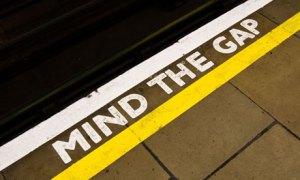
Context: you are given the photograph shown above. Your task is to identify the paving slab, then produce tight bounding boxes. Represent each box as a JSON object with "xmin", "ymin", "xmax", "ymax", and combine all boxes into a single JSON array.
[
  {"xmin": 211, "ymin": 125, "xmax": 300, "ymax": 180},
  {"xmin": 259, "ymin": 0, "xmax": 300, "ymax": 37},
  {"xmin": 3, "ymin": 144, "xmax": 168, "ymax": 180},
  {"xmin": 93, "ymin": 145, "xmax": 169, "ymax": 180},
  {"xmin": 144, "ymin": 83, "xmax": 273, "ymax": 179},
  {"xmin": 231, "ymin": 35, "xmax": 300, "ymax": 137},
  {"xmin": 198, "ymin": 7, "xmax": 300, "ymax": 139}
]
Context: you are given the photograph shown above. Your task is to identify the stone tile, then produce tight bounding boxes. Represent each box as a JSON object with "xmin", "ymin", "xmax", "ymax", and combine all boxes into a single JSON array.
[
  {"xmin": 211, "ymin": 125, "xmax": 300, "ymax": 180},
  {"xmin": 144, "ymin": 83, "xmax": 273, "ymax": 179},
  {"xmin": 231, "ymin": 36, "xmax": 300, "ymax": 136},
  {"xmin": 93, "ymin": 145, "xmax": 169, "ymax": 180},
  {"xmin": 4, "ymin": 144, "xmax": 168, "ymax": 180},
  {"xmin": 259, "ymin": 0, "xmax": 300, "ymax": 36}
]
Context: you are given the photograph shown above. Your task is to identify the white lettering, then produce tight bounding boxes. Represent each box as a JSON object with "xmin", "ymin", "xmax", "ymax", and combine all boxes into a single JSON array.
[
  {"xmin": 52, "ymin": 129, "xmax": 90, "ymax": 164},
  {"xmin": 93, "ymin": 106, "xmax": 128, "ymax": 136},
  {"xmin": 82, "ymin": 122, "xmax": 102, "ymax": 143},
  {"xmin": 230, "ymin": 28, "xmax": 255, "ymax": 46},
  {"xmin": 213, "ymin": 36, "xmax": 238, "ymax": 54},
  {"xmin": 147, "ymin": 73, "xmax": 173, "ymax": 94},
  {"xmin": 165, "ymin": 63, "xmax": 196, "ymax": 86},
  {"xmin": 241, "ymin": 19, "xmax": 259, "ymax": 35},
  {"xmin": 186, "ymin": 51, "xmax": 214, "ymax": 72},
  {"xmin": 118, "ymin": 94, "xmax": 147, "ymax": 118}
]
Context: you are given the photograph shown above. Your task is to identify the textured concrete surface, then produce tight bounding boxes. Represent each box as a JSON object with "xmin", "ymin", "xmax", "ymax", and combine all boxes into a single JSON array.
[
  {"xmin": 144, "ymin": 84, "xmax": 273, "ymax": 179},
  {"xmin": 3, "ymin": 143, "xmax": 169, "ymax": 180},
  {"xmin": 93, "ymin": 145, "xmax": 169, "ymax": 180},
  {"xmin": 231, "ymin": 35, "xmax": 300, "ymax": 137},
  {"xmin": 211, "ymin": 125, "xmax": 300, "ymax": 180}
]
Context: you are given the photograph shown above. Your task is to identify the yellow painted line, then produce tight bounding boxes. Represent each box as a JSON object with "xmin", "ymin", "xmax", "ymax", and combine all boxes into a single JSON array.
[{"xmin": 53, "ymin": 12, "xmax": 300, "ymax": 180}]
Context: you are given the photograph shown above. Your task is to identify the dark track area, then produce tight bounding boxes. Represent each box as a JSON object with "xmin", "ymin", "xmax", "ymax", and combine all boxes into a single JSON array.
[{"xmin": 0, "ymin": 0, "xmax": 244, "ymax": 144}]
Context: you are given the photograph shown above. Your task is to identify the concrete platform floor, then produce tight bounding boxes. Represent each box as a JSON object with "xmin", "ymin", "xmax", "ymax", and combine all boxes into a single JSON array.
[{"xmin": 0, "ymin": 0, "xmax": 299, "ymax": 179}]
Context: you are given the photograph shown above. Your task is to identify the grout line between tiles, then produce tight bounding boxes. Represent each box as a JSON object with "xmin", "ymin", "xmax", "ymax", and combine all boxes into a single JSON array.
[
  {"xmin": 229, "ymin": 82, "xmax": 300, "ymax": 141},
  {"xmin": 141, "ymin": 142, "xmax": 178, "ymax": 180},
  {"xmin": 204, "ymin": 120, "xmax": 276, "ymax": 179}
]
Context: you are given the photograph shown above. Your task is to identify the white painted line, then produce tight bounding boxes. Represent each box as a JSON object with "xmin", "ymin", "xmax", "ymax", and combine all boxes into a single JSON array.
[{"xmin": 0, "ymin": 0, "xmax": 273, "ymax": 171}]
